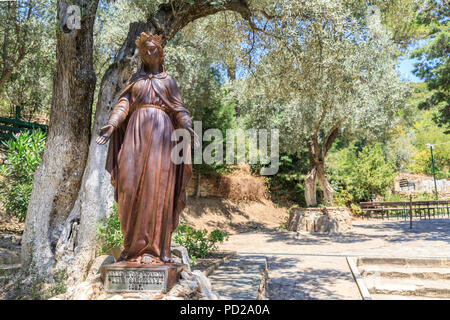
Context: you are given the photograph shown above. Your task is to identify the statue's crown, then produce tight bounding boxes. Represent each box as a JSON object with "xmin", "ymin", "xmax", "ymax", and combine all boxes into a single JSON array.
[{"xmin": 135, "ymin": 32, "xmax": 162, "ymax": 47}]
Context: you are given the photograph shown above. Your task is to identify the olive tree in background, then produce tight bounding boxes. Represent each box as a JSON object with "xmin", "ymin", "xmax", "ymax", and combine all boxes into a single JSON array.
[{"xmin": 236, "ymin": 0, "xmax": 408, "ymax": 206}]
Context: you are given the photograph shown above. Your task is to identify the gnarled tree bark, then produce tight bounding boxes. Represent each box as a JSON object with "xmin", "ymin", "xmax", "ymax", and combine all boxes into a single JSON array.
[
  {"xmin": 304, "ymin": 144, "xmax": 317, "ymax": 206},
  {"xmin": 21, "ymin": 0, "xmax": 99, "ymax": 279},
  {"xmin": 304, "ymin": 125, "xmax": 340, "ymax": 206}
]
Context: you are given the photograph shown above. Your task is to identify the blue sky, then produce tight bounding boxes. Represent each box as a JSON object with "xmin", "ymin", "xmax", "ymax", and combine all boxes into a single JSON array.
[
  {"xmin": 397, "ymin": 56, "xmax": 423, "ymax": 82},
  {"xmin": 397, "ymin": 39, "xmax": 429, "ymax": 83}
]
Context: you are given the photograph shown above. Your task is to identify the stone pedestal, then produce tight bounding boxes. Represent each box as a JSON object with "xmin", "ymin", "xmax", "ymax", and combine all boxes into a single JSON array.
[
  {"xmin": 287, "ymin": 207, "xmax": 352, "ymax": 234},
  {"xmin": 101, "ymin": 261, "xmax": 186, "ymax": 294}
]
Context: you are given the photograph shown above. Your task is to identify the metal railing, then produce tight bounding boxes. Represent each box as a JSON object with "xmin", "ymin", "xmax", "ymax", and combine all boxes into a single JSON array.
[
  {"xmin": 360, "ymin": 200, "xmax": 450, "ymax": 220},
  {"xmin": 0, "ymin": 106, "xmax": 48, "ymax": 140}
]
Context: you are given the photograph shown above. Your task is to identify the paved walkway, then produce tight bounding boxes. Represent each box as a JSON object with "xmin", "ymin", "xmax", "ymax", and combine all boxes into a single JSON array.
[
  {"xmin": 220, "ymin": 219, "xmax": 450, "ymax": 258},
  {"xmin": 209, "ymin": 219, "xmax": 450, "ymax": 300},
  {"xmin": 207, "ymin": 255, "xmax": 266, "ymax": 300},
  {"xmin": 266, "ymin": 255, "xmax": 360, "ymax": 299}
]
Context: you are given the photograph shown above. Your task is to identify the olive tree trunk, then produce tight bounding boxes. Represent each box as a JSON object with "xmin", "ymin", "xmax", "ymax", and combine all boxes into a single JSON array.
[
  {"xmin": 316, "ymin": 160, "xmax": 334, "ymax": 205},
  {"xmin": 21, "ymin": 0, "xmax": 98, "ymax": 279},
  {"xmin": 304, "ymin": 153, "xmax": 317, "ymax": 206},
  {"xmin": 304, "ymin": 125, "xmax": 340, "ymax": 207},
  {"xmin": 22, "ymin": 0, "xmax": 259, "ymax": 284}
]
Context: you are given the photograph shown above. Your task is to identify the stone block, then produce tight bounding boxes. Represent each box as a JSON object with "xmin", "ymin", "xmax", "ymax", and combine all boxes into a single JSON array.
[
  {"xmin": 101, "ymin": 261, "xmax": 185, "ymax": 294},
  {"xmin": 288, "ymin": 207, "xmax": 352, "ymax": 234}
]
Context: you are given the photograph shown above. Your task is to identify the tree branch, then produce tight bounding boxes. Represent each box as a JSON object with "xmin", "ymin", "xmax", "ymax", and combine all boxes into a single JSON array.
[
  {"xmin": 309, "ymin": 134, "xmax": 320, "ymax": 163},
  {"xmin": 322, "ymin": 122, "xmax": 341, "ymax": 157},
  {"xmin": 2, "ymin": 29, "xmax": 9, "ymax": 76},
  {"xmin": 149, "ymin": 0, "xmax": 279, "ymax": 45},
  {"xmin": 0, "ymin": 51, "xmax": 27, "ymax": 90}
]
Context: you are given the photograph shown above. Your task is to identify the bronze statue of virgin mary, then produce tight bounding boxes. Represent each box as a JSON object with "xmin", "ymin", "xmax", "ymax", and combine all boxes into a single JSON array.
[{"xmin": 96, "ymin": 32, "xmax": 193, "ymax": 265}]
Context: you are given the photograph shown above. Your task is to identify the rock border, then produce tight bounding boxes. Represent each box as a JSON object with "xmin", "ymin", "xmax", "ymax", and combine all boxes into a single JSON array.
[
  {"xmin": 256, "ymin": 257, "xmax": 269, "ymax": 300},
  {"xmin": 196, "ymin": 251, "xmax": 237, "ymax": 277}
]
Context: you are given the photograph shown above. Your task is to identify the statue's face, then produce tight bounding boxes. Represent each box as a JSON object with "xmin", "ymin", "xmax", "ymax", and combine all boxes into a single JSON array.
[{"xmin": 139, "ymin": 40, "xmax": 161, "ymax": 67}]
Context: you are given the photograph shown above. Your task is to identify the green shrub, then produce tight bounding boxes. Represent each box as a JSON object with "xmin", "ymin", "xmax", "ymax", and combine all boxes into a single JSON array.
[
  {"xmin": 172, "ymin": 221, "xmax": 228, "ymax": 265},
  {"xmin": 352, "ymin": 144, "xmax": 396, "ymax": 201},
  {"xmin": 350, "ymin": 203, "xmax": 362, "ymax": 216},
  {"xmin": 329, "ymin": 143, "xmax": 395, "ymax": 204},
  {"xmin": 0, "ymin": 130, "xmax": 46, "ymax": 221},
  {"xmin": 97, "ymin": 202, "xmax": 123, "ymax": 255},
  {"xmin": 333, "ymin": 187, "xmax": 354, "ymax": 207}
]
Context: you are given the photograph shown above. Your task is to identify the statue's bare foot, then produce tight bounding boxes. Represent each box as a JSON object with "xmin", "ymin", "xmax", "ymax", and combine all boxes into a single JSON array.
[
  {"xmin": 139, "ymin": 254, "xmax": 153, "ymax": 264},
  {"xmin": 161, "ymin": 255, "xmax": 174, "ymax": 263}
]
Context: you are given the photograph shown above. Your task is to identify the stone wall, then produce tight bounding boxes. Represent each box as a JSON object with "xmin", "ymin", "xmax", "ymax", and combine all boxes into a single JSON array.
[
  {"xmin": 393, "ymin": 173, "xmax": 450, "ymax": 197},
  {"xmin": 186, "ymin": 174, "xmax": 222, "ymax": 198},
  {"xmin": 186, "ymin": 172, "xmax": 267, "ymax": 201},
  {"xmin": 287, "ymin": 207, "xmax": 352, "ymax": 234}
]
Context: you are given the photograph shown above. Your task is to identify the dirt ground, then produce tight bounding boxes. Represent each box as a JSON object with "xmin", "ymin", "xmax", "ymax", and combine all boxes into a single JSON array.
[
  {"xmin": 0, "ymin": 213, "xmax": 23, "ymax": 234},
  {"xmin": 181, "ymin": 197, "xmax": 287, "ymax": 234}
]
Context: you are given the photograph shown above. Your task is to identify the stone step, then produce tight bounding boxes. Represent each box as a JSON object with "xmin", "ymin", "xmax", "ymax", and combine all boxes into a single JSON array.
[
  {"xmin": 364, "ymin": 277, "xmax": 450, "ymax": 298},
  {"xmin": 0, "ymin": 263, "xmax": 21, "ymax": 275},
  {"xmin": 207, "ymin": 254, "xmax": 267, "ymax": 300},
  {"xmin": 0, "ymin": 263, "xmax": 21, "ymax": 286},
  {"xmin": 0, "ymin": 233, "xmax": 22, "ymax": 250},
  {"xmin": 0, "ymin": 248, "xmax": 20, "ymax": 265},
  {"xmin": 361, "ymin": 265, "xmax": 450, "ymax": 280},
  {"xmin": 371, "ymin": 293, "xmax": 449, "ymax": 300},
  {"xmin": 357, "ymin": 257, "xmax": 450, "ymax": 268}
]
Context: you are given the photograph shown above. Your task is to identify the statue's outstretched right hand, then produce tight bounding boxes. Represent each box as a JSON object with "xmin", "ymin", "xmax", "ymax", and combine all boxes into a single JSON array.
[{"xmin": 96, "ymin": 124, "xmax": 114, "ymax": 145}]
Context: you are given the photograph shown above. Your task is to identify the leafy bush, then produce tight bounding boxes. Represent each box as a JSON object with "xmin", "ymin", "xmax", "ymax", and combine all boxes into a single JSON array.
[
  {"xmin": 329, "ymin": 143, "xmax": 395, "ymax": 204},
  {"xmin": 97, "ymin": 202, "xmax": 123, "ymax": 255},
  {"xmin": 352, "ymin": 144, "xmax": 396, "ymax": 201},
  {"xmin": 333, "ymin": 187, "xmax": 354, "ymax": 207},
  {"xmin": 350, "ymin": 203, "xmax": 362, "ymax": 216},
  {"xmin": 172, "ymin": 221, "xmax": 228, "ymax": 265},
  {"xmin": 0, "ymin": 130, "xmax": 46, "ymax": 221}
]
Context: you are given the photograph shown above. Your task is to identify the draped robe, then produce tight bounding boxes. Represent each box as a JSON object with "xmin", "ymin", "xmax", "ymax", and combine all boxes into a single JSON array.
[{"xmin": 105, "ymin": 71, "xmax": 192, "ymax": 262}]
